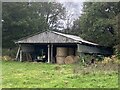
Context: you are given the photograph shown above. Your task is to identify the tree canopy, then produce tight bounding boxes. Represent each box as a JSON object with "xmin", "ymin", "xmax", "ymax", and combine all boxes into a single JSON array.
[
  {"xmin": 2, "ymin": 2, "xmax": 120, "ymax": 56},
  {"xmin": 2, "ymin": 2, "xmax": 65, "ymax": 48},
  {"xmin": 71, "ymin": 2, "xmax": 120, "ymax": 48}
]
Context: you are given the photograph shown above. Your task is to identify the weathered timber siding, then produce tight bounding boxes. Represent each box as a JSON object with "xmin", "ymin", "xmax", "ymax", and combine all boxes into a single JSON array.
[
  {"xmin": 18, "ymin": 31, "xmax": 76, "ymax": 43},
  {"xmin": 21, "ymin": 44, "xmax": 35, "ymax": 52},
  {"xmin": 78, "ymin": 44, "xmax": 100, "ymax": 53},
  {"xmin": 77, "ymin": 44, "xmax": 112, "ymax": 55}
]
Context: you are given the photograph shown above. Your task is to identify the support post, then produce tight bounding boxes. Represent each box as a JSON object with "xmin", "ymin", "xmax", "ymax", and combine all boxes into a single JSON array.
[
  {"xmin": 77, "ymin": 44, "xmax": 80, "ymax": 53},
  {"xmin": 77, "ymin": 44, "xmax": 85, "ymax": 63},
  {"xmin": 51, "ymin": 44, "xmax": 53, "ymax": 63},
  {"xmin": 47, "ymin": 44, "xmax": 50, "ymax": 63},
  {"xmin": 15, "ymin": 46, "xmax": 21, "ymax": 60},
  {"xmin": 20, "ymin": 50, "xmax": 22, "ymax": 62},
  {"xmin": 76, "ymin": 44, "xmax": 80, "ymax": 56}
]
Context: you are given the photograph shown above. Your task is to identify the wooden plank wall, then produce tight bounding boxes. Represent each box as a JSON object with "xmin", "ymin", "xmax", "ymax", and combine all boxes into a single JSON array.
[
  {"xmin": 19, "ymin": 32, "xmax": 76, "ymax": 43},
  {"xmin": 77, "ymin": 44, "xmax": 112, "ymax": 55}
]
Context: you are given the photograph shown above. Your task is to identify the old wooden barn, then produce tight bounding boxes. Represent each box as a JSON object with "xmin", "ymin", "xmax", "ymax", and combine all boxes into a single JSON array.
[{"xmin": 15, "ymin": 31, "xmax": 112, "ymax": 64}]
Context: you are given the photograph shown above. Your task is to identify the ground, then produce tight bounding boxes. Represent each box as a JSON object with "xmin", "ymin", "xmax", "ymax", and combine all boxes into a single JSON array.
[{"xmin": 2, "ymin": 61, "xmax": 119, "ymax": 88}]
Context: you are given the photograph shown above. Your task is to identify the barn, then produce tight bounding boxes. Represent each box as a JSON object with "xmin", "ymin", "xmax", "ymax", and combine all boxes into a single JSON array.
[{"xmin": 15, "ymin": 31, "xmax": 113, "ymax": 64}]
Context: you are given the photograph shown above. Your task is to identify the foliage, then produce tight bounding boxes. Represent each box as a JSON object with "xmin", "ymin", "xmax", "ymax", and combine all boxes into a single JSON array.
[
  {"xmin": 116, "ymin": 52, "xmax": 120, "ymax": 59},
  {"xmin": 2, "ymin": 61, "xmax": 118, "ymax": 88},
  {"xmin": 71, "ymin": 2, "xmax": 120, "ymax": 48},
  {"xmin": 2, "ymin": 48, "xmax": 17, "ymax": 58},
  {"xmin": 1, "ymin": 56, "xmax": 13, "ymax": 61},
  {"xmin": 2, "ymin": 2, "xmax": 65, "ymax": 48},
  {"xmin": 77, "ymin": 54, "xmax": 94, "ymax": 66},
  {"xmin": 73, "ymin": 61, "xmax": 118, "ymax": 75}
]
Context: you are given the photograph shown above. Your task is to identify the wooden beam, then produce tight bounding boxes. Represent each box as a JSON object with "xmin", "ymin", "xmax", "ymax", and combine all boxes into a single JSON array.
[
  {"xmin": 77, "ymin": 44, "xmax": 80, "ymax": 53},
  {"xmin": 15, "ymin": 46, "xmax": 21, "ymax": 60},
  {"xmin": 47, "ymin": 44, "xmax": 50, "ymax": 63},
  {"xmin": 20, "ymin": 50, "xmax": 22, "ymax": 62},
  {"xmin": 51, "ymin": 44, "xmax": 53, "ymax": 63}
]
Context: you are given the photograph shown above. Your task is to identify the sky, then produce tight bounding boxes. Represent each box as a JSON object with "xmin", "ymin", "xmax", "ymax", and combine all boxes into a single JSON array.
[
  {"xmin": 56, "ymin": 0, "xmax": 83, "ymax": 29},
  {"xmin": 62, "ymin": 2, "xmax": 83, "ymax": 19}
]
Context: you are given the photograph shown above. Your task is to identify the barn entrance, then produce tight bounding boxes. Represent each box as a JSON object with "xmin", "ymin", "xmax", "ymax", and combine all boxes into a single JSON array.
[
  {"xmin": 33, "ymin": 44, "xmax": 48, "ymax": 62},
  {"xmin": 16, "ymin": 43, "xmax": 77, "ymax": 64},
  {"xmin": 17, "ymin": 44, "xmax": 48, "ymax": 62},
  {"xmin": 52, "ymin": 44, "xmax": 77, "ymax": 64}
]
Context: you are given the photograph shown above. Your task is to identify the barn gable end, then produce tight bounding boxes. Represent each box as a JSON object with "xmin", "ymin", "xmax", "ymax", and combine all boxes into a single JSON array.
[{"xmin": 16, "ymin": 31, "xmax": 77, "ymax": 44}]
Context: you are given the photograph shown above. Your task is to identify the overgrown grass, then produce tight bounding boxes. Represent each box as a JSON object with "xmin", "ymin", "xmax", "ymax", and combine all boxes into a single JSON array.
[{"xmin": 2, "ymin": 61, "xmax": 119, "ymax": 88}]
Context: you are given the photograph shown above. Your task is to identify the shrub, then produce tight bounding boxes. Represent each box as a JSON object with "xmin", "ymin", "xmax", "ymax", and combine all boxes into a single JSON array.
[
  {"xmin": 116, "ymin": 52, "xmax": 120, "ymax": 59},
  {"xmin": 2, "ymin": 48, "xmax": 17, "ymax": 58},
  {"xmin": 73, "ymin": 55, "xmax": 119, "ymax": 75},
  {"xmin": 1, "ymin": 56, "xmax": 14, "ymax": 61}
]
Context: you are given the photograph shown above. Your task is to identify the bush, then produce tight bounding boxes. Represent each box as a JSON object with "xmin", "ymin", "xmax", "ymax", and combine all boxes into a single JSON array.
[
  {"xmin": 116, "ymin": 52, "xmax": 120, "ymax": 59},
  {"xmin": 114, "ymin": 45, "xmax": 120, "ymax": 59},
  {"xmin": 73, "ymin": 60, "xmax": 118, "ymax": 75},
  {"xmin": 1, "ymin": 56, "xmax": 13, "ymax": 61},
  {"xmin": 78, "ymin": 54, "xmax": 100, "ymax": 65},
  {"xmin": 73, "ymin": 54, "xmax": 119, "ymax": 75},
  {"xmin": 2, "ymin": 48, "xmax": 17, "ymax": 58}
]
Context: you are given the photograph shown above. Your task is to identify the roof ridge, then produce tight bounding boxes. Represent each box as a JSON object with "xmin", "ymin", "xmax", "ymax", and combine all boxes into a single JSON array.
[{"xmin": 51, "ymin": 31, "xmax": 80, "ymax": 42}]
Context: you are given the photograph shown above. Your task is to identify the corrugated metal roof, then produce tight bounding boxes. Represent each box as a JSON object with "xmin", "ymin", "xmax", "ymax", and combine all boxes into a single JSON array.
[{"xmin": 52, "ymin": 31, "xmax": 98, "ymax": 45}]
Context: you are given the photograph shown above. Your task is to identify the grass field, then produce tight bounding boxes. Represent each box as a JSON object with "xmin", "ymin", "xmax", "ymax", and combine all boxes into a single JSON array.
[{"xmin": 2, "ymin": 61, "xmax": 118, "ymax": 88}]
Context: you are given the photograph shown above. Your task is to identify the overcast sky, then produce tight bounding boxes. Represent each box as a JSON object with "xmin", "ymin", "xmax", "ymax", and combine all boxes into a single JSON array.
[
  {"xmin": 62, "ymin": 2, "xmax": 83, "ymax": 19},
  {"xmin": 56, "ymin": 0, "xmax": 83, "ymax": 29}
]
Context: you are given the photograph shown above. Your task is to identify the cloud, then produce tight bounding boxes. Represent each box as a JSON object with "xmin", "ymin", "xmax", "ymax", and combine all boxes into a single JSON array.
[
  {"xmin": 63, "ymin": 2, "xmax": 83, "ymax": 19},
  {"xmin": 55, "ymin": 0, "xmax": 83, "ymax": 29}
]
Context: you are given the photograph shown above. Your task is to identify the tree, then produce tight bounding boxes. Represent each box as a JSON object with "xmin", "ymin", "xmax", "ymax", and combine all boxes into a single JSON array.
[
  {"xmin": 72, "ymin": 2, "xmax": 120, "ymax": 47},
  {"xmin": 2, "ymin": 2, "xmax": 65, "ymax": 48}
]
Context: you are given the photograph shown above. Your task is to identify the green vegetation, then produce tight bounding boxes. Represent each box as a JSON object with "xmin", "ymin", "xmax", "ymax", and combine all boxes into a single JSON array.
[
  {"xmin": 2, "ymin": 2, "xmax": 120, "ymax": 57},
  {"xmin": 2, "ymin": 48, "xmax": 17, "ymax": 58},
  {"xmin": 2, "ymin": 2, "xmax": 65, "ymax": 48},
  {"xmin": 71, "ymin": 2, "xmax": 120, "ymax": 56},
  {"xmin": 72, "ymin": 2, "xmax": 119, "ymax": 46},
  {"xmin": 2, "ymin": 2, "xmax": 120, "ymax": 89},
  {"xmin": 2, "ymin": 61, "xmax": 118, "ymax": 88}
]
